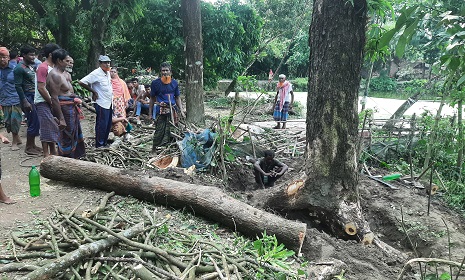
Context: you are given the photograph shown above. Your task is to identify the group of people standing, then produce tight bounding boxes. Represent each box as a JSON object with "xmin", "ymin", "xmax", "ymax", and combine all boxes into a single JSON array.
[
  {"xmin": 0, "ymin": 44, "xmax": 84, "ymax": 204},
  {"xmin": 79, "ymin": 59, "xmax": 185, "ymax": 150},
  {"xmin": 0, "ymin": 42, "xmax": 186, "ymax": 204}
]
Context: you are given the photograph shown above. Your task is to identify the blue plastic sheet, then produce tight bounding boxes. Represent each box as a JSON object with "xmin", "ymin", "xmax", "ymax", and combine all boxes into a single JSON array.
[{"xmin": 178, "ymin": 129, "xmax": 217, "ymax": 170}]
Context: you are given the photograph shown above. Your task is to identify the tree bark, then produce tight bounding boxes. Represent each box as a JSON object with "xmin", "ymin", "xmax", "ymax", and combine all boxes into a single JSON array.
[
  {"xmin": 39, "ymin": 156, "xmax": 307, "ymax": 253},
  {"xmin": 261, "ymin": 0, "xmax": 370, "ymax": 241},
  {"xmin": 181, "ymin": 0, "xmax": 205, "ymax": 126},
  {"xmin": 86, "ymin": 0, "xmax": 111, "ymax": 72}
]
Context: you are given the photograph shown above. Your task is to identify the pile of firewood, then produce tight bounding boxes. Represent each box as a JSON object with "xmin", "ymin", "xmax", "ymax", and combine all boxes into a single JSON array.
[{"xmin": 1, "ymin": 192, "xmax": 302, "ymax": 279}]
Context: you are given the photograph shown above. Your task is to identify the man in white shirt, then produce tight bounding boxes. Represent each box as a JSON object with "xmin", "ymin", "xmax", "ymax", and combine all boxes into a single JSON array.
[{"xmin": 78, "ymin": 55, "xmax": 113, "ymax": 147}]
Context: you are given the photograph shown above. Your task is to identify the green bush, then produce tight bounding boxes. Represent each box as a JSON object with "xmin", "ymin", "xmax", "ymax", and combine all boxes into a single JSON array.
[
  {"xmin": 397, "ymin": 79, "xmax": 428, "ymax": 95},
  {"xmin": 291, "ymin": 78, "xmax": 308, "ymax": 92},
  {"xmin": 369, "ymin": 76, "xmax": 397, "ymax": 92}
]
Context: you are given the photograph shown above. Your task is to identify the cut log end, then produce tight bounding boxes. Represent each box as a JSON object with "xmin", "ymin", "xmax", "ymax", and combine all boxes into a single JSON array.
[
  {"xmin": 344, "ymin": 222, "xmax": 357, "ymax": 236},
  {"xmin": 286, "ymin": 179, "xmax": 305, "ymax": 196},
  {"xmin": 362, "ymin": 232, "xmax": 374, "ymax": 245}
]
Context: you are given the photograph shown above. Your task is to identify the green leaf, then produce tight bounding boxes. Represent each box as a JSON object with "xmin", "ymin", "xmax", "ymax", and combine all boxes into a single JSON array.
[
  {"xmin": 457, "ymin": 74, "xmax": 465, "ymax": 87},
  {"xmin": 440, "ymin": 272, "xmax": 452, "ymax": 280},
  {"xmin": 448, "ymin": 57, "xmax": 460, "ymax": 71},
  {"xmin": 396, "ymin": 6, "xmax": 417, "ymax": 29},
  {"xmin": 403, "ymin": 18, "xmax": 420, "ymax": 40},
  {"xmin": 378, "ymin": 29, "xmax": 397, "ymax": 49},
  {"xmin": 395, "ymin": 35, "xmax": 407, "ymax": 58}
]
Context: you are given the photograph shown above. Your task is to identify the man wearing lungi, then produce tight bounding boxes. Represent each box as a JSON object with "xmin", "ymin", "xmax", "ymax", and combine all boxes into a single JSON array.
[
  {"xmin": 79, "ymin": 55, "xmax": 113, "ymax": 148},
  {"xmin": 14, "ymin": 45, "xmax": 42, "ymax": 155},
  {"xmin": 35, "ymin": 43, "xmax": 61, "ymax": 157},
  {"xmin": 47, "ymin": 49, "xmax": 85, "ymax": 158},
  {"xmin": 0, "ymin": 47, "xmax": 22, "ymax": 151},
  {"xmin": 149, "ymin": 62, "xmax": 185, "ymax": 150},
  {"xmin": 273, "ymin": 74, "xmax": 294, "ymax": 129}
]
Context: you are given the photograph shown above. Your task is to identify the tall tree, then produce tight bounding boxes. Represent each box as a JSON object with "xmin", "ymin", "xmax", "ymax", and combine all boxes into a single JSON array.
[
  {"xmin": 28, "ymin": 0, "xmax": 145, "ymax": 73},
  {"xmin": 261, "ymin": 0, "xmax": 371, "ymax": 241},
  {"xmin": 303, "ymin": 0, "xmax": 368, "ymax": 238},
  {"xmin": 181, "ymin": 0, "xmax": 205, "ymax": 126}
]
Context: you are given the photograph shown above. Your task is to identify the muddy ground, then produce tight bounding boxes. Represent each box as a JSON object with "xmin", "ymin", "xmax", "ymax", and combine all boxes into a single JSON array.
[{"xmin": 1, "ymin": 97, "xmax": 464, "ymax": 279}]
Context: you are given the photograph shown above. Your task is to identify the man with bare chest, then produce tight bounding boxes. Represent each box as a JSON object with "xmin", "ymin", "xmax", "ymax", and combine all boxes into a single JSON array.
[
  {"xmin": 47, "ymin": 49, "xmax": 85, "ymax": 158},
  {"xmin": 35, "ymin": 43, "xmax": 61, "ymax": 157}
]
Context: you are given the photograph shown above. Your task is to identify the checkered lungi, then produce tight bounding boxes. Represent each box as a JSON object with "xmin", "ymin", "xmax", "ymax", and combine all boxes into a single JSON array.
[
  {"xmin": 273, "ymin": 101, "xmax": 290, "ymax": 122},
  {"xmin": 36, "ymin": 102, "xmax": 59, "ymax": 142},
  {"xmin": 58, "ymin": 96, "xmax": 85, "ymax": 158},
  {"xmin": 2, "ymin": 105, "xmax": 22, "ymax": 134}
]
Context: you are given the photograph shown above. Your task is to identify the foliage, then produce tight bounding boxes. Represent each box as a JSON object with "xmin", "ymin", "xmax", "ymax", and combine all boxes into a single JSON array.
[
  {"xmin": 369, "ymin": 108, "xmax": 465, "ymax": 212},
  {"xmin": 232, "ymin": 231, "xmax": 303, "ymax": 279},
  {"xmin": 369, "ymin": 76, "xmax": 397, "ymax": 92},
  {"xmin": 246, "ymin": 0, "xmax": 312, "ymax": 79},
  {"xmin": 202, "ymin": 1, "xmax": 263, "ymax": 87},
  {"xmin": 291, "ymin": 78, "xmax": 308, "ymax": 92},
  {"xmin": 397, "ymin": 79, "xmax": 429, "ymax": 95},
  {"xmin": 72, "ymin": 80, "xmax": 91, "ymax": 98},
  {"xmin": 0, "ymin": 0, "xmax": 50, "ymax": 50}
]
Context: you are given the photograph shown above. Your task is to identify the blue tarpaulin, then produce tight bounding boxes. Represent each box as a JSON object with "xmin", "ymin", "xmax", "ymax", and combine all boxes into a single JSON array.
[{"xmin": 178, "ymin": 129, "xmax": 217, "ymax": 170}]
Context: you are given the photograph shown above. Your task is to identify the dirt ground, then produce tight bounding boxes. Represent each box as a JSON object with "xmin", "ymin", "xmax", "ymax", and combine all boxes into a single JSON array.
[{"xmin": 1, "ymin": 100, "xmax": 465, "ymax": 280}]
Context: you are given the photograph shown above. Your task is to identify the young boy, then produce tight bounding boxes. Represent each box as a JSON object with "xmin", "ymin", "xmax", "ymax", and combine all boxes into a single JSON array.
[{"xmin": 0, "ymin": 133, "xmax": 14, "ymax": 204}]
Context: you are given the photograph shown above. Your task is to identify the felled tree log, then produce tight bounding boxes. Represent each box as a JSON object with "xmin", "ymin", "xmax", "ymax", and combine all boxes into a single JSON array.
[
  {"xmin": 40, "ymin": 156, "xmax": 307, "ymax": 253},
  {"xmin": 19, "ymin": 223, "xmax": 145, "ymax": 280}
]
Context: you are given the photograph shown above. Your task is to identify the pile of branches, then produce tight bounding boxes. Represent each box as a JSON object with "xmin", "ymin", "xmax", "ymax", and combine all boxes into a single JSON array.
[{"xmin": 0, "ymin": 193, "xmax": 302, "ymax": 280}]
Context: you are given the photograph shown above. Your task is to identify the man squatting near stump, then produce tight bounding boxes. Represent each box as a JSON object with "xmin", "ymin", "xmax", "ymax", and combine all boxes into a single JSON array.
[
  {"xmin": 253, "ymin": 150, "xmax": 288, "ymax": 188},
  {"xmin": 273, "ymin": 74, "xmax": 294, "ymax": 129}
]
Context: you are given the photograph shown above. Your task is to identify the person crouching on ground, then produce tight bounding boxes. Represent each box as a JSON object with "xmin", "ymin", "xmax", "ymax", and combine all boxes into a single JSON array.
[
  {"xmin": 273, "ymin": 74, "xmax": 294, "ymax": 129},
  {"xmin": 253, "ymin": 150, "xmax": 288, "ymax": 188}
]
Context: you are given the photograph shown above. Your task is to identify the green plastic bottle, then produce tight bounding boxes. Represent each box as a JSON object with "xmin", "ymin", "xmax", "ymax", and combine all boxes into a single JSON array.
[
  {"xmin": 382, "ymin": 173, "xmax": 402, "ymax": 181},
  {"xmin": 29, "ymin": 165, "xmax": 41, "ymax": 197}
]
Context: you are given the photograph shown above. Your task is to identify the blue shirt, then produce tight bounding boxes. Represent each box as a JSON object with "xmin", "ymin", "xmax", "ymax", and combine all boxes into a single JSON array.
[
  {"xmin": 150, "ymin": 78, "xmax": 180, "ymax": 105},
  {"xmin": 0, "ymin": 61, "xmax": 20, "ymax": 106}
]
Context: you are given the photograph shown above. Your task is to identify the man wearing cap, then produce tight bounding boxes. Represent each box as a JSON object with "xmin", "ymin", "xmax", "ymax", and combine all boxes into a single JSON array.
[
  {"xmin": 14, "ymin": 45, "xmax": 42, "ymax": 155},
  {"xmin": 78, "ymin": 55, "xmax": 113, "ymax": 148},
  {"xmin": 0, "ymin": 47, "xmax": 23, "ymax": 151},
  {"xmin": 272, "ymin": 74, "xmax": 294, "ymax": 129}
]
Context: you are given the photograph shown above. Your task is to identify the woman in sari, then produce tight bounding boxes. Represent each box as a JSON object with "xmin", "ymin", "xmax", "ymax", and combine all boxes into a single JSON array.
[{"xmin": 110, "ymin": 67, "xmax": 131, "ymax": 118}]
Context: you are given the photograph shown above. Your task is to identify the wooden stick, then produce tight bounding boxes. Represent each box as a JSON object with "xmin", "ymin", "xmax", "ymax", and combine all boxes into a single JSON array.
[
  {"xmin": 247, "ymin": 126, "xmax": 256, "ymax": 158},
  {"xmin": 18, "ymin": 223, "xmax": 145, "ymax": 280},
  {"xmin": 397, "ymin": 258, "xmax": 465, "ymax": 280}
]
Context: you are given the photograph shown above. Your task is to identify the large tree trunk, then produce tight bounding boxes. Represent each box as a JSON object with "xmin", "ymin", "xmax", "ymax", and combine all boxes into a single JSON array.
[
  {"xmin": 182, "ymin": 0, "xmax": 205, "ymax": 126},
  {"xmin": 261, "ymin": 1, "xmax": 370, "ymax": 241},
  {"xmin": 87, "ymin": 0, "xmax": 110, "ymax": 72},
  {"xmin": 39, "ymin": 156, "xmax": 307, "ymax": 253}
]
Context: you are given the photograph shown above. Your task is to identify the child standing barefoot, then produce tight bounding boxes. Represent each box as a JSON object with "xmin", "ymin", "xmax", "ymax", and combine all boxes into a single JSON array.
[{"xmin": 0, "ymin": 133, "xmax": 14, "ymax": 204}]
